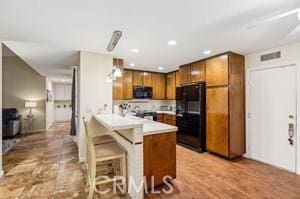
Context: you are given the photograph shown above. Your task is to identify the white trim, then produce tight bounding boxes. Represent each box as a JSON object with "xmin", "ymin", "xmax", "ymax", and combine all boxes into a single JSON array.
[
  {"xmin": 246, "ymin": 63, "xmax": 299, "ymax": 175},
  {"xmin": 79, "ymin": 156, "xmax": 85, "ymax": 163}
]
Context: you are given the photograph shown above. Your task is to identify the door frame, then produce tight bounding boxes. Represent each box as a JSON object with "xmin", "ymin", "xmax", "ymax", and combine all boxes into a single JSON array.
[{"xmin": 246, "ymin": 63, "xmax": 300, "ymax": 175}]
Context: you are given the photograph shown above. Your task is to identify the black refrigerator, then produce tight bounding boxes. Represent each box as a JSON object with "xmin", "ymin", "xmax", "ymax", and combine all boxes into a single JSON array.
[{"xmin": 176, "ymin": 83, "xmax": 206, "ymax": 152}]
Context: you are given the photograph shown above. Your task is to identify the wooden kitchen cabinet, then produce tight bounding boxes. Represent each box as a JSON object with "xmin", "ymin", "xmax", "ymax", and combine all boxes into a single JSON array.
[
  {"xmin": 206, "ymin": 54, "xmax": 229, "ymax": 86},
  {"xmin": 175, "ymin": 71, "xmax": 180, "ymax": 87},
  {"xmin": 205, "ymin": 53, "xmax": 245, "ymax": 159},
  {"xmin": 206, "ymin": 87, "xmax": 229, "ymax": 157},
  {"xmin": 133, "ymin": 71, "xmax": 143, "ymax": 86},
  {"xmin": 179, "ymin": 64, "xmax": 191, "ymax": 85},
  {"xmin": 166, "ymin": 72, "xmax": 176, "ymax": 100},
  {"xmin": 144, "ymin": 132, "xmax": 176, "ymax": 188},
  {"xmin": 152, "ymin": 73, "xmax": 166, "ymax": 99},
  {"xmin": 122, "ymin": 69, "xmax": 133, "ymax": 99},
  {"xmin": 113, "ymin": 58, "xmax": 123, "ymax": 100},
  {"xmin": 133, "ymin": 70, "xmax": 152, "ymax": 86},
  {"xmin": 191, "ymin": 61, "xmax": 206, "ymax": 83},
  {"xmin": 143, "ymin": 72, "xmax": 152, "ymax": 87}
]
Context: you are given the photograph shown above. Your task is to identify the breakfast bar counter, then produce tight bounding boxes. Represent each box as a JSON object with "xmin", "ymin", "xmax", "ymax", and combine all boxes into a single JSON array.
[{"xmin": 93, "ymin": 113, "xmax": 178, "ymax": 199}]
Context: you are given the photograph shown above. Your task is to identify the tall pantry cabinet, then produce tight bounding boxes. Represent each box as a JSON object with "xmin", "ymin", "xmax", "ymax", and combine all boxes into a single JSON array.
[{"xmin": 206, "ymin": 53, "xmax": 245, "ymax": 159}]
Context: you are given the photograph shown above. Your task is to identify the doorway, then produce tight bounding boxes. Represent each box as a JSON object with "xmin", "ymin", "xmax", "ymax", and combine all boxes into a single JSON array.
[{"xmin": 248, "ymin": 65, "xmax": 297, "ymax": 172}]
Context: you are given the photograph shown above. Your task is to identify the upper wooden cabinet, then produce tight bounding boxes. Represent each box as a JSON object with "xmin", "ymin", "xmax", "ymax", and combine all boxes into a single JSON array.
[
  {"xmin": 166, "ymin": 72, "xmax": 176, "ymax": 100},
  {"xmin": 152, "ymin": 73, "xmax": 166, "ymax": 99},
  {"xmin": 122, "ymin": 69, "xmax": 133, "ymax": 99},
  {"xmin": 113, "ymin": 58, "xmax": 123, "ymax": 100},
  {"xmin": 143, "ymin": 72, "xmax": 152, "ymax": 87},
  {"xmin": 191, "ymin": 61, "xmax": 206, "ymax": 83},
  {"xmin": 133, "ymin": 71, "xmax": 143, "ymax": 86},
  {"xmin": 133, "ymin": 71, "xmax": 152, "ymax": 86},
  {"xmin": 179, "ymin": 64, "xmax": 191, "ymax": 85},
  {"xmin": 206, "ymin": 55, "xmax": 229, "ymax": 87},
  {"xmin": 175, "ymin": 71, "xmax": 180, "ymax": 87}
]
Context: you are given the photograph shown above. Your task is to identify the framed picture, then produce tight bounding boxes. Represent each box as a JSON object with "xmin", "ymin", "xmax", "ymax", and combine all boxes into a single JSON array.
[{"xmin": 47, "ymin": 89, "xmax": 53, "ymax": 102}]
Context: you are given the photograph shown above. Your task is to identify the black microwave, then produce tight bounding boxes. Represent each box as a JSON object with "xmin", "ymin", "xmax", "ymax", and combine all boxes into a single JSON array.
[{"xmin": 133, "ymin": 86, "xmax": 153, "ymax": 99}]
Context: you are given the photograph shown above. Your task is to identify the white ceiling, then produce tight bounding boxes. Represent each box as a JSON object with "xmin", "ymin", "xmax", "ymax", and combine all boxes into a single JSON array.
[{"xmin": 1, "ymin": 0, "xmax": 300, "ymax": 80}]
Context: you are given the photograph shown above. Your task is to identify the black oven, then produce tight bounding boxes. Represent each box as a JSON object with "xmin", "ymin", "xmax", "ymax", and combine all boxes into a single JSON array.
[{"xmin": 133, "ymin": 86, "xmax": 153, "ymax": 99}]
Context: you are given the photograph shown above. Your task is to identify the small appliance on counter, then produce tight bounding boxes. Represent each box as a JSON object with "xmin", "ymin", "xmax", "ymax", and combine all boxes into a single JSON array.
[{"xmin": 135, "ymin": 111, "xmax": 157, "ymax": 121}]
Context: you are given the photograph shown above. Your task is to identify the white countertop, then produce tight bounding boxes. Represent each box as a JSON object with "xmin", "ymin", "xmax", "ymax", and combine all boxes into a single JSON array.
[
  {"xmin": 93, "ymin": 113, "xmax": 177, "ymax": 135},
  {"xmin": 156, "ymin": 110, "xmax": 176, "ymax": 115}
]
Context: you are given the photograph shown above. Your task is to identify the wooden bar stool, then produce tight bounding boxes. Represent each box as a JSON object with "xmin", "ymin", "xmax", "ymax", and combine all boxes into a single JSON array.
[{"xmin": 83, "ymin": 117, "xmax": 127, "ymax": 199}]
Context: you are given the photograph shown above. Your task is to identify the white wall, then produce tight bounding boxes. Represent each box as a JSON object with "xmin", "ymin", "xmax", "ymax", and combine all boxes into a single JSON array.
[
  {"xmin": 245, "ymin": 41, "xmax": 300, "ymax": 174},
  {"xmin": 78, "ymin": 51, "xmax": 113, "ymax": 161},
  {"xmin": 0, "ymin": 43, "xmax": 3, "ymax": 177},
  {"xmin": 46, "ymin": 78, "xmax": 54, "ymax": 129}
]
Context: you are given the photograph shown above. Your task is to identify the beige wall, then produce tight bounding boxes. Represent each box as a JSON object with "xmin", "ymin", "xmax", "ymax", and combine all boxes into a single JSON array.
[
  {"xmin": 78, "ymin": 51, "xmax": 113, "ymax": 161},
  {"xmin": 3, "ymin": 55, "xmax": 46, "ymax": 132}
]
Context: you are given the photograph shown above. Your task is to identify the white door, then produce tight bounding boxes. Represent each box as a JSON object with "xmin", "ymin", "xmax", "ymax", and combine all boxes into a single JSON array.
[{"xmin": 249, "ymin": 65, "xmax": 297, "ymax": 172}]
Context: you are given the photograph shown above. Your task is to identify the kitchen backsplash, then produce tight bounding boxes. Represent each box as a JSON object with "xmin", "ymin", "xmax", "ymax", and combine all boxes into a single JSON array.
[{"xmin": 113, "ymin": 100, "xmax": 176, "ymax": 112}]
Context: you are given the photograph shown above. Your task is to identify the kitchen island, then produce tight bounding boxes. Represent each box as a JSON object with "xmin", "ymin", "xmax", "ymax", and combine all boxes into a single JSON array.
[{"xmin": 92, "ymin": 113, "xmax": 178, "ymax": 199}]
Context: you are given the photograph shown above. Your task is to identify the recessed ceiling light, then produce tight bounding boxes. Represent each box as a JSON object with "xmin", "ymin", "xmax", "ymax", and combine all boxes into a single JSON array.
[
  {"xmin": 158, "ymin": 67, "xmax": 163, "ymax": 70},
  {"xmin": 131, "ymin": 49, "xmax": 139, "ymax": 53},
  {"xmin": 203, "ymin": 50, "xmax": 212, "ymax": 55},
  {"xmin": 168, "ymin": 40, "xmax": 177, "ymax": 46},
  {"xmin": 130, "ymin": 63, "xmax": 135, "ymax": 67}
]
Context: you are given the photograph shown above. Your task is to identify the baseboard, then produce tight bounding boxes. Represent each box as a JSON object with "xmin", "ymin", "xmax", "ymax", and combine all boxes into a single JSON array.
[
  {"xmin": 0, "ymin": 170, "xmax": 4, "ymax": 178},
  {"xmin": 79, "ymin": 156, "xmax": 86, "ymax": 163},
  {"xmin": 22, "ymin": 128, "xmax": 47, "ymax": 134}
]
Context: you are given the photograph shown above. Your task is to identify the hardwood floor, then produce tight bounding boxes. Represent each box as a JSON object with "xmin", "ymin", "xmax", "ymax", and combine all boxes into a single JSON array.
[
  {"xmin": 146, "ymin": 146, "xmax": 300, "ymax": 199},
  {"xmin": 1, "ymin": 123, "xmax": 299, "ymax": 199}
]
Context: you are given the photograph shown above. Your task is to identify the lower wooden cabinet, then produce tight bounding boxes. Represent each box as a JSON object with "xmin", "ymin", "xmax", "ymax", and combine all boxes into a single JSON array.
[
  {"xmin": 144, "ymin": 132, "xmax": 176, "ymax": 188},
  {"xmin": 206, "ymin": 87, "xmax": 229, "ymax": 157},
  {"xmin": 157, "ymin": 114, "xmax": 176, "ymax": 126}
]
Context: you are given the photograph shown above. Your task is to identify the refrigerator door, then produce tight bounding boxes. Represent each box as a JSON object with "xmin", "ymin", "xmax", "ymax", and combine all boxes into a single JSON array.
[{"xmin": 176, "ymin": 83, "xmax": 206, "ymax": 152}]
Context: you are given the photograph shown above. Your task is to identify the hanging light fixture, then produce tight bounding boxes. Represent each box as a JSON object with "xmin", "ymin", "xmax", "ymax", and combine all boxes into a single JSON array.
[{"xmin": 106, "ymin": 31, "xmax": 123, "ymax": 82}]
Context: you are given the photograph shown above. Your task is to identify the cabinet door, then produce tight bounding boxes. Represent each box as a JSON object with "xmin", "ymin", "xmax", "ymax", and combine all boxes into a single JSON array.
[
  {"xmin": 175, "ymin": 71, "xmax": 180, "ymax": 87},
  {"xmin": 206, "ymin": 87, "xmax": 229, "ymax": 157},
  {"xmin": 122, "ymin": 70, "xmax": 133, "ymax": 99},
  {"xmin": 133, "ymin": 71, "xmax": 143, "ymax": 86},
  {"xmin": 55, "ymin": 107, "xmax": 65, "ymax": 121},
  {"xmin": 191, "ymin": 61, "xmax": 205, "ymax": 83},
  {"xmin": 179, "ymin": 64, "xmax": 191, "ymax": 85},
  {"xmin": 206, "ymin": 55, "xmax": 229, "ymax": 86},
  {"xmin": 113, "ymin": 75, "xmax": 123, "ymax": 100},
  {"xmin": 64, "ymin": 84, "xmax": 72, "ymax": 100},
  {"xmin": 152, "ymin": 73, "xmax": 166, "ymax": 99},
  {"xmin": 54, "ymin": 84, "xmax": 65, "ymax": 100},
  {"xmin": 144, "ymin": 132, "xmax": 176, "ymax": 188},
  {"xmin": 157, "ymin": 114, "xmax": 164, "ymax": 123},
  {"xmin": 143, "ymin": 72, "xmax": 152, "ymax": 87},
  {"xmin": 166, "ymin": 72, "xmax": 176, "ymax": 100}
]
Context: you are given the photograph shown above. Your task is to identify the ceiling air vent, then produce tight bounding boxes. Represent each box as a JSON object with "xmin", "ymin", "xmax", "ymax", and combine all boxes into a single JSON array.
[{"xmin": 260, "ymin": 51, "xmax": 281, "ymax": 62}]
